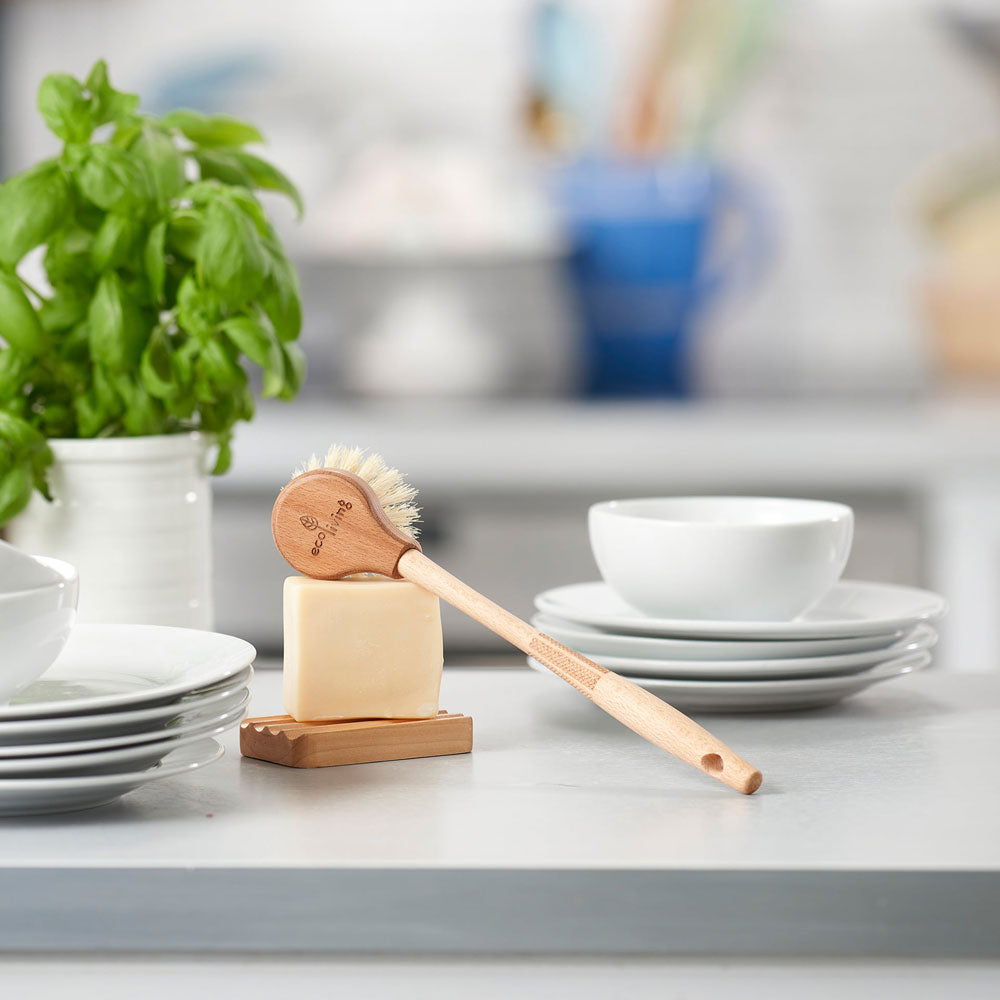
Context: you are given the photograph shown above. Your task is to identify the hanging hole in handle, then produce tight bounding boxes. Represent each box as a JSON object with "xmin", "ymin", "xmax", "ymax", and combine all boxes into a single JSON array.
[{"xmin": 701, "ymin": 753, "xmax": 724, "ymax": 774}]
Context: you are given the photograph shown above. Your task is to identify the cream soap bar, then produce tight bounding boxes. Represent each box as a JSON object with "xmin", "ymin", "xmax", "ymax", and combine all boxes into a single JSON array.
[{"xmin": 283, "ymin": 576, "xmax": 444, "ymax": 722}]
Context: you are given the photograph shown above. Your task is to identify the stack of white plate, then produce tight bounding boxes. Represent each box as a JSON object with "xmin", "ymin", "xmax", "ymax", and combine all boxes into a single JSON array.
[
  {"xmin": 0, "ymin": 624, "xmax": 255, "ymax": 816},
  {"xmin": 530, "ymin": 580, "xmax": 948, "ymax": 712}
]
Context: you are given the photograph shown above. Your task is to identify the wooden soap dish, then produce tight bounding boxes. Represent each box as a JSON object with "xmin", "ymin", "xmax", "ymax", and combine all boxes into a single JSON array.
[{"xmin": 240, "ymin": 711, "xmax": 473, "ymax": 768}]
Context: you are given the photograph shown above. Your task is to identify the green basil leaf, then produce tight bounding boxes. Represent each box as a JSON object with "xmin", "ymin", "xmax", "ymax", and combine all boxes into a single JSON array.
[
  {"xmin": 61, "ymin": 321, "xmax": 92, "ymax": 365},
  {"xmin": 172, "ymin": 337, "xmax": 198, "ymax": 388},
  {"xmin": 195, "ymin": 394, "xmax": 235, "ymax": 428},
  {"xmin": 0, "ymin": 407, "xmax": 54, "ymax": 510},
  {"xmin": 35, "ymin": 399, "xmax": 73, "ymax": 440},
  {"xmin": 176, "ymin": 274, "xmax": 221, "ymax": 340},
  {"xmin": 85, "ymin": 59, "xmax": 140, "ymax": 127},
  {"xmin": 259, "ymin": 249, "xmax": 302, "ymax": 342},
  {"xmin": 37, "ymin": 72, "xmax": 93, "ymax": 143},
  {"xmin": 0, "ymin": 349, "xmax": 33, "ymax": 398},
  {"xmin": 73, "ymin": 389, "xmax": 106, "ymax": 438},
  {"xmin": 83, "ymin": 60, "xmax": 108, "ymax": 97},
  {"xmin": 74, "ymin": 363, "xmax": 123, "ymax": 437},
  {"xmin": 29, "ymin": 458, "xmax": 54, "ymax": 502},
  {"xmin": 0, "ymin": 160, "xmax": 72, "ymax": 267},
  {"xmin": 0, "ymin": 464, "xmax": 33, "ymax": 524},
  {"xmin": 261, "ymin": 335, "xmax": 287, "ymax": 399},
  {"xmin": 171, "ymin": 394, "xmax": 197, "ymax": 422},
  {"xmin": 92, "ymin": 362, "xmax": 121, "ymax": 415},
  {"xmin": 76, "ymin": 145, "xmax": 149, "ymax": 212},
  {"xmin": 227, "ymin": 150, "xmax": 303, "ymax": 217},
  {"xmin": 197, "ymin": 197, "xmax": 267, "ymax": 307},
  {"xmin": 131, "ymin": 124, "xmax": 185, "ymax": 208},
  {"xmin": 44, "ymin": 227, "xmax": 95, "ymax": 286},
  {"xmin": 59, "ymin": 142, "xmax": 88, "ymax": 173},
  {"xmin": 180, "ymin": 179, "xmax": 226, "ymax": 205},
  {"xmin": 87, "ymin": 272, "xmax": 148, "ymax": 369},
  {"xmin": 0, "ymin": 272, "xmax": 45, "ymax": 355},
  {"xmin": 167, "ymin": 208, "xmax": 203, "ymax": 260},
  {"xmin": 91, "ymin": 213, "xmax": 141, "ymax": 271},
  {"xmin": 39, "ymin": 291, "xmax": 88, "ymax": 334},
  {"xmin": 113, "ymin": 373, "xmax": 163, "ymax": 435},
  {"xmin": 219, "ymin": 315, "xmax": 273, "ymax": 369},
  {"xmin": 111, "ymin": 122, "xmax": 142, "ymax": 150},
  {"xmin": 139, "ymin": 328, "xmax": 178, "ymax": 399},
  {"xmin": 194, "ymin": 149, "xmax": 254, "ymax": 188},
  {"xmin": 173, "ymin": 184, "xmax": 274, "ymax": 254},
  {"xmin": 262, "ymin": 368, "xmax": 284, "ymax": 400},
  {"xmin": 210, "ymin": 430, "xmax": 232, "ymax": 475},
  {"xmin": 192, "ymin": 375, "xmax": 214, "ymax": 406},
  {"xmin": 278, "ymin": 341, "xmax": 306, "ymax": 400},
  {"xmin": 145, "ymin": 220, "xmax": 167, "ymax": 303},
  {"xmin": 197, "ymin": 338, "xmax": 247, "ymax": 392},
  {"xmin": 161, "ymin": 109, "xmax": 264, "ymax": 148},
  {"xmin": 237, "ymin": 384, "xmax": 255, "ymax": 422},
  {"xmin": 0, "ymin": 409, "xmax": 48, "ymax": 456},
  {"xmin": 226, "ymin": 188, "xmax": 273, "ymax": 237}
]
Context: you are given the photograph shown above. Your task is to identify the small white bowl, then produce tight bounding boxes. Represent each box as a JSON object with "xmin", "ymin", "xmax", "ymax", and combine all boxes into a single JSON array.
[
  {"xmin": 589, "ymin": 497, "xmax": 854, "ymax": 622},
  {"xmin": 0, "ymin": 556, "xmax": 79, "ymax": 702}
]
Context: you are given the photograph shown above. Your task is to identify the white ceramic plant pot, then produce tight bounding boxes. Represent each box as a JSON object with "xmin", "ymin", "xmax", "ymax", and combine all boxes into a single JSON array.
[{"xmin": 6, "ymin": 433, "xmax": 214, "ymax": 629}]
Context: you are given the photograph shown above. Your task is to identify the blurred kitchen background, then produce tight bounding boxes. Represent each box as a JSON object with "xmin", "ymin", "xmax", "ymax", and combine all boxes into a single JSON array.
[{"xmin": 2, "ymin": 0, "xmax": 1000, "ymax": 669}]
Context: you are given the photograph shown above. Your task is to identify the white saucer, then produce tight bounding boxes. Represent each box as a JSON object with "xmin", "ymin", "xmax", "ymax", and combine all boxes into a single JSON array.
[
  {"xmin": 0, "ymin": 710, "xmax": 243, "ymax": 777},
  {"xmin": 0, "ymin": 738, "xmax": 223, "ymax": 817},
  {"xmin": 543, "ymin": 625, "xmax": 936, "ymax": 680},
  {"xmin": 0, "ymin": 688, "xmax": 250, "ymax": 759},
  {"xmin": 0, "ymin": 667, "xmax": 252, "ymax": 746},
  {"xmin": 527, "ymin": 651, "xmax": 931, "ymax": 712},
  {"xmin": 531, "ymin": 614, "xmax": 905, "ymax": 661},
  {"xmin": 534, "ymin": 580, "xmax": 948, "ymax": 640},
  {"xmin": 3, "ymin": 625, "xmax": 256, "ymax": 719}
]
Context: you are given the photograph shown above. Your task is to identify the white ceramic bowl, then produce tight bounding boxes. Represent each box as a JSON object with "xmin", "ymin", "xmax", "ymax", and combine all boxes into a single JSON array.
[
  {"xmin": 589, "ymin": 497, "xmax": 854, "ymax": 621},
  {"xmin": 0, "ymin": 556, "xmax": 79, "ymax": 702}
]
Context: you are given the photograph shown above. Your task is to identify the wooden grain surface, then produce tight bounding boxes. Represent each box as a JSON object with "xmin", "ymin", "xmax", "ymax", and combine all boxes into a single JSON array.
[{"xmin": 240, "ymin": 711, "xmax": 473, "ymax": 768}]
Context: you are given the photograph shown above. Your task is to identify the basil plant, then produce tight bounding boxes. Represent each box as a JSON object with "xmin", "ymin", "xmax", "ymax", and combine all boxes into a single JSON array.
[{"xmin": 0, "ymin": 60, "xmax": 306, "ymax": 523}]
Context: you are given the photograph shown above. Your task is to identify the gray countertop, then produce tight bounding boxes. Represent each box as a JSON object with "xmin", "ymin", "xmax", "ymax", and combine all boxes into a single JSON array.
[
  {"xmin": 222, "ymin": 396, "xmax": 1000, "ymax": 495},
  {"xmin": 0, "ymin": 665, "xmax": 997, "ymax": 957}
]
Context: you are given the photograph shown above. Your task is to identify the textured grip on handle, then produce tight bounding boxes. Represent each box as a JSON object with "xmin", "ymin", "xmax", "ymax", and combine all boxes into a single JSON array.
[{"xmin": 528, "ymin": 633, "xmax": 607, "ymax": 694}]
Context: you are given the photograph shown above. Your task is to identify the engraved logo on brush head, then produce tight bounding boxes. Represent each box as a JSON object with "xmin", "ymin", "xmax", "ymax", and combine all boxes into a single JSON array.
[{"xmin": 299, "ymin": 500, "xmax": 353, "ymax": 555}]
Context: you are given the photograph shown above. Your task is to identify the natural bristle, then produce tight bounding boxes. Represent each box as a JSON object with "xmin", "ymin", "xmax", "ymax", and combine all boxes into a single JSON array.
[{"xmin": 292, "ymin": 444, "xmax": 420, "ymax": 539}]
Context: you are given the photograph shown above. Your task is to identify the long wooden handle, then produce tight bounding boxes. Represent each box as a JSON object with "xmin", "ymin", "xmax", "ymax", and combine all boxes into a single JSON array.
[{"xmin": 397, "ymin": 550, "xmax": 762, "ymax": 795}]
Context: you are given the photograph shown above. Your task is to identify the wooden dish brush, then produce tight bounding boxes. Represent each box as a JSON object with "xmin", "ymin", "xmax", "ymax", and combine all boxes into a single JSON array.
[{"xmin": 272, "ymin": 445, "xmax": 762, "ymax": 794}]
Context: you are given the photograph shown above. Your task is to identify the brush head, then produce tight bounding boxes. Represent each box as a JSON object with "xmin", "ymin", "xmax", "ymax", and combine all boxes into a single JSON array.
[
  {"xmin": 292, "ymin": 445, "xmax": 421, "ymax": 540},
  {"xmin": 273, "ymin": 446, "xmax": 422, "ymax": 579}
]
